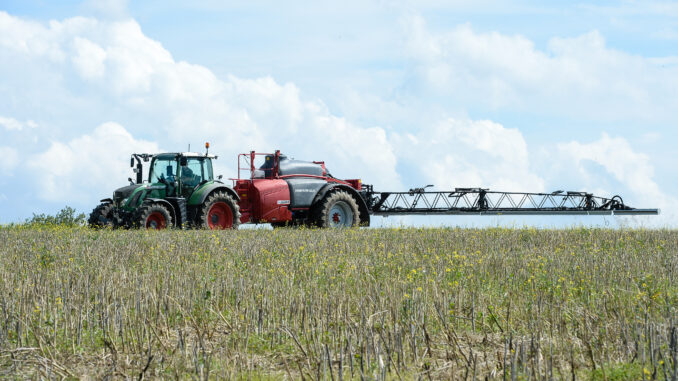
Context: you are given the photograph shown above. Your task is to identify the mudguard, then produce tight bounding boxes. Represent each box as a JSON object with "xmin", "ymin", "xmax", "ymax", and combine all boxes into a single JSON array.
[
  {"xmin": 188, "ymin": 182, "xmax": 240, "ymax": 207},
  {"xmin": 312, "ymin": 183, "xmax": 370, "ymax": 226},
  {"xmin": 285, "ymin": 177, "xmax": 327, "ymax": 208}
]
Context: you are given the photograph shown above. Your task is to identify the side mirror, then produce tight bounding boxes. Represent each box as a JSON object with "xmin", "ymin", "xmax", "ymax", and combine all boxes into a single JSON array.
[{"xmin": 130, "ymin": 157, "xmax": 135, "ymax": 167}]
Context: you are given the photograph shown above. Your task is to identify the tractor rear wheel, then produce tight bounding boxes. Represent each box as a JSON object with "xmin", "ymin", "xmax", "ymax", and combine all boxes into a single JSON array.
[
  {"xmin": 315, "ymin": 190, "xmax": 360, "ymax": 228},
  {"xmin": 197, "ymin": 191, "xmax": 241, "ymax": 230},
  {"xmin": 135, "ymin": 203, "xmax": 173, "ymax": 230},
  {"xmin": 88, "ymin": 202, "xmax": 114, "ymax": 228}
]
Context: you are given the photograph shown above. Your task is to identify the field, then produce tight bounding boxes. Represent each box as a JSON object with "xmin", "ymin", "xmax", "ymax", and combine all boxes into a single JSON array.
[{"xmin": 0, "ymin": 226, "xmax": 676, "ymax": 380}]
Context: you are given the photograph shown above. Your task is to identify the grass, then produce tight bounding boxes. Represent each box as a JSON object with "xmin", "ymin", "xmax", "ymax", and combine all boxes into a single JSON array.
[{"xmin": 0, "ymin": 225, "xmax": 676, "ymax": 379}]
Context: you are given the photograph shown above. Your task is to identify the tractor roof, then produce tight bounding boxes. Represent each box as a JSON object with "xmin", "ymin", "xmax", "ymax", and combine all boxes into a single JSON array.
[{"xmin": 153, "ymin": 152, "xmax": 218, "ymax": 159}]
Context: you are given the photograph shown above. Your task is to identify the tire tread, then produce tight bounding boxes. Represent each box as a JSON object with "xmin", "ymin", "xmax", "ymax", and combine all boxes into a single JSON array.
[
  {"xmin": 134, "ymin": 202, "xmax": 173, "ymax": 229},
  {"xmin": 88, "ymin": 202, "xmax": 114, "ymax": 228},
  {"xmin": 315, "ymin": 190, "xmax": 360, "ymax": 228}
]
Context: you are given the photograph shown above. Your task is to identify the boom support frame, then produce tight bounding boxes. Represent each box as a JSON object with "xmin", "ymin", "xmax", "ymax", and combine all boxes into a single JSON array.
[{"xmin": 362, "ymin": 186, "xmax": 659, "ymax": 216}]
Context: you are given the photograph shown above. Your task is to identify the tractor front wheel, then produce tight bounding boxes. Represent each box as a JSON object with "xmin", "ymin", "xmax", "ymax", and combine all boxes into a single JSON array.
[
  {"xmin": 135, "ymin": 203, "xmax": 173, "ymax": 230},
  {"xmin": 197, "ymin": 191, "xmax": 241, "ymax": 230},
  {"xmin": 315, "ymin": 190, "xmax": 360, "ymax": 228},
  {"xmin": 88, "ymin": 202, "xmax": 114, "ymax": 228}
]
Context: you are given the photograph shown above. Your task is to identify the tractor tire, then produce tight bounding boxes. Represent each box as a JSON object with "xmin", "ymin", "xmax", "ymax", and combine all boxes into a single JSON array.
[
  {"xmin": 196, "ymin": 191, "xmax": 241, "ymax": 230},
  {"xmin": 135, "ymin": 203, "xmax": 173, "ymax": 230},
  {"xmin": 88, "ymin": 202, "xmax": 114, "ymax": 228},
  {"xmin": 314, "ymin": 190, "xmax": 360, "ymax": 228}
]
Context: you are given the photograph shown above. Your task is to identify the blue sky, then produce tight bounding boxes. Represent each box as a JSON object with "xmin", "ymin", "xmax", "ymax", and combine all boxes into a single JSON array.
[{"xmin": 0, "ymin": 0, "xmax": 676, "ymax": 227}]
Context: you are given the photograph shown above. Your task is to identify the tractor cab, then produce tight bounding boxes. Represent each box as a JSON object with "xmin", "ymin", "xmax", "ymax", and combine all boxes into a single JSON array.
[{"xmin": 148, "ymin": 153, "xmax": 215, "ymax": 198}]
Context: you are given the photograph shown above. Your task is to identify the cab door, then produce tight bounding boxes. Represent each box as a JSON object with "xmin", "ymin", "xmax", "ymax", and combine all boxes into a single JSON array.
[{"xmin": 180, "ymin": 157, "xmax": 210, "ymax": 198}]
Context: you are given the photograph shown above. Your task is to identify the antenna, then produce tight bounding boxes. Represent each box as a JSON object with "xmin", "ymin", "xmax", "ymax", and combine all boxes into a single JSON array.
[{"xmin": 188, "ymin": 143, "xmax": 190, "ymax": 152}]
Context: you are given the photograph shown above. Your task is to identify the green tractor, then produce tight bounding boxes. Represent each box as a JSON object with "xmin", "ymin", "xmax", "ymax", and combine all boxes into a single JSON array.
[{"xmin": 89, "ymin": 144, "xmax": 240, "ymax": 229}]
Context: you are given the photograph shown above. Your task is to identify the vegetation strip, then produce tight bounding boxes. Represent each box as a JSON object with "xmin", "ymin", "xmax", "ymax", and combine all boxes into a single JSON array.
[{"xmin": 0, "ymin": 226, "xmax": 676, "ymax": 379}]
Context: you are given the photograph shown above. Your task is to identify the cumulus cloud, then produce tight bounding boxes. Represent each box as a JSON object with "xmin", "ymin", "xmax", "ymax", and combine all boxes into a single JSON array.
[
  {"xmin": 559, "ymin": 134, "xmax": 657, "ymax": 196},
  {"xmin": 0, "ymin": 116, "xmax": 38, "ymax": 133},
  {"xmin": 404, "ymin": 16, "xmax": 678, "ymax": 121},
  {"xmin": 557, "ymin": 133, "xmax": 676, "ymax": 224},
  {"xmin": 0, "ymin": 116, "xmax": 24, "ymax": 131},
  {"xmin": 0, "ymin": 11, "xmax": 401, "ymax": 206},
  {"xmin": 71, "ymin": 37, "xmax": 107, "ymax": 79},
  {"xmin": 391, "ymin": 118, "xmax": 544, "ymax": 192},
  {"xmin": 28, "ymin": 123, "xmax": 160, "ymax": 202}
]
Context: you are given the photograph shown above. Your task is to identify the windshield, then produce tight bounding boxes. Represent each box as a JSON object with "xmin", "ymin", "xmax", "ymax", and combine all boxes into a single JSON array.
[{"xmin": 149, "ymin": 157, "xmax": 178, "ymax": 183}]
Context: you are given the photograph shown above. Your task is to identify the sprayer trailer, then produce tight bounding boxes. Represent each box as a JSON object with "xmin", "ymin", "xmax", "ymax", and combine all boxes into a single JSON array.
[
  {"xmin": 233, "ymin": 150, "xmax": 370, "ymax": 228},
  {"xmin": 232, "ymin": 150, "xmax": 658, "ymax": 228}
]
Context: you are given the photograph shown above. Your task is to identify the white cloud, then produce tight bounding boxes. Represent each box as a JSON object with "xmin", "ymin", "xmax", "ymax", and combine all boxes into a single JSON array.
[
  {"xmin": 1, "ymin": 12, "xmax": 401, "ymax": 203},
  {"xmin": 559, "ymin": 133, "xmax": 655, "ymax": 196},
  {"xmin": 28, "ymin": 123, "xmax": 160, "ymax": 202},
  {"xmin": 557, "ymin": 133, "xmax": 677, "ymax": 224},
  {"xmin": 404, "ymin": 16, "xmax": 678, "ymax": 121},
  {"xmin": 0, "ymin": 116, "xmax": 23, "ymax": 131},
  {"xmin": 391, "ymin": 118, "xmax": 544, "ymax": 192},
  {"xmin": 0, "ymin": 116, "xmax": 38, "ymax": 131},
  {"xmin": 72, "ymin": 37, "xmax": 107, "ymax": 79}
]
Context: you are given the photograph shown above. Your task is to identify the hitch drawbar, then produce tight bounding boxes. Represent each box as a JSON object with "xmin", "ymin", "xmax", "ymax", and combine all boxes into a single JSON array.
[{"xmin": 361, "ymin": 186, "xmax": 659, "ymax": 216}]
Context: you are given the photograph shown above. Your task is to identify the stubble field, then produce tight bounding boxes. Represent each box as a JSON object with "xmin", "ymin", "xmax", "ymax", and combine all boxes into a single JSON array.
[{"xmin": 0, "ymin": 226, "xmax": 676, "ymax": 379}]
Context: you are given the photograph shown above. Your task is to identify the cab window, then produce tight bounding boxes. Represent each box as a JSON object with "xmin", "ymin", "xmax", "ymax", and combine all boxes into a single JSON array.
[{"xmin": 150, "ymin": 158, "xmax": 177, "ymax": 183}]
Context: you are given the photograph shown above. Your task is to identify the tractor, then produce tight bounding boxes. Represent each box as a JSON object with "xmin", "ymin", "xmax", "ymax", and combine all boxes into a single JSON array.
[{"xmin": 89, "ymin": 143, "xmax": 241, "ymax": 229}]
